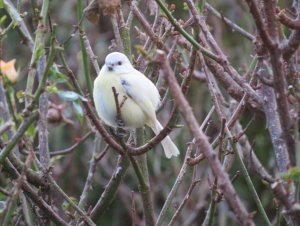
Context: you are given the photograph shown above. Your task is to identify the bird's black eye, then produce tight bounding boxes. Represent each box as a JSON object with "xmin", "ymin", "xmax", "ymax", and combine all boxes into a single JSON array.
[{"xmin": 118, "ymin": 61, "xmax": 122, "ymax": 65}]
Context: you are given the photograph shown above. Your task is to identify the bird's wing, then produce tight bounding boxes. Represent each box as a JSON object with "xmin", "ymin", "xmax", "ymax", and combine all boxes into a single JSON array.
[{"xmin": 120, "ymin": 70, "xmax": 160, "ymax": 121}]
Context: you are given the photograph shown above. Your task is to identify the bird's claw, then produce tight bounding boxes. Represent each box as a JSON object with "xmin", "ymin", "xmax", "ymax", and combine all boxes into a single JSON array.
[{"xmin": 116, "ymin": 118, "xmax": 125, "ymax": 128}]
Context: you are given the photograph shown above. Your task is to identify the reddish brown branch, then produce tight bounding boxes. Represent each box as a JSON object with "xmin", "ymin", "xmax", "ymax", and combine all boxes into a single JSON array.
[
  {"xmin": 277, "ymin": 11, "xmax": 300, "ymax": 29},
  {"xmin": 261, "ymin": 0, "xmax": 278, "ymax": 41},
  {"xmin": 112, "ymin": 86, "xmax": 125, "ymax": 127},
  {"xmin": 186, "ymin": 153, "xmax": 205, "ymax": 166},
  {"xmin": 3, "ymin": 159, "xmax": 69, "ymax": 225},
  {"xmin": 130, "ymin": 1, "xmax": 169, "ymax": 52},
  {"xmin": 156, "ymin": 50, "xmax": 254, "ymax": 226},
  {"xmin": 205, "ymin": 3, "xmax": 255, "ymax": 41},
  {"xmin": 271, "ymin": 181, "xmax": 300, "ymax": 225},
  {"xmin": 257, "ymin": 62, "xmax": 292, "ymax": 171},
  {"xmin": 282, "ymin": 29, "xmax": 300, "ymax": 60},
  {"xmin": 186, "ymin": 0, "xmax": 261, "ymax": 109},
  {"xmin": 244, "ymin": 0, "xmax": 276, "ymax": 49},
  {"xmin": 269, "ymin": 52, "xmax": 296, "ymax": 167},
  {"xmin": 50, "ymin": 131, "xmax": 93, "ymax": 156},
  {"xmin": 251, "ymin": 1, "xmax": 297, "ymax": 167}
]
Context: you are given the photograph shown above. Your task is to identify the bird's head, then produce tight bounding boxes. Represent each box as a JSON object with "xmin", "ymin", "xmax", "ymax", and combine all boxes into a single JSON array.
[{"xmin": 102, "ymin": 52, "xmax": 134, "ymax": 74}]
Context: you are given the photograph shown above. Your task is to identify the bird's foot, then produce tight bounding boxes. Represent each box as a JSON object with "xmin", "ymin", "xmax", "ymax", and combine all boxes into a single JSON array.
[
  {"xmin": 116, "ymin": 118, "xmax": 125, "ymax": 128},
  {"xmin": 117, "ymin": 128, "xmax": 128, "ymax": 138}
]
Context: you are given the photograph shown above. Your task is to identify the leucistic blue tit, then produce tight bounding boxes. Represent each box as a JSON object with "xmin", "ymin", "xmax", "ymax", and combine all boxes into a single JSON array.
[{"xmin": 93, "ymin": 52, "xmax": 180, "ymax": 158}]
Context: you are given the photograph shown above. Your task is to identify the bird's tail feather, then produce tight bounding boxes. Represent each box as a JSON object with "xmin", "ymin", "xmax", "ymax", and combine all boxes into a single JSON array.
[{"xmin": 150, "ymin": 120, "xmax": 180, "ymax": 158}]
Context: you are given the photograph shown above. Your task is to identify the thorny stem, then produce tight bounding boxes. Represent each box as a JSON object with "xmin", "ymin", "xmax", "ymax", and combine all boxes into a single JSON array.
[
  {"xmin": 0, "ymin": 111, "xmax": 39, "ymax": 164},
  {"xmin": 111, "ymin": 14, "xmax": 124, "ymax": 52},
  {"xmin": 26, "ymin": 30, "xmax": 57, "ymax": 112},
  {"xmin": 75, "ymin": 135, "xmax": 101, "ymax": 224},
  {"xmin": 202, "ymin": 53, "xmax": 271, "ymax": 226},
  {"xmin": 156, "ymin": 44, "xmax": 197, "ymax": 226},
  {"xmin": 155, "ymin": 0, "xmax": 220, "ymax": 62},
  {"xmin": 90, "ymin": 155, "xmax": 130, "ymax": 221},
  {"xmin": 167, "ymin": 179, "xmax": 201, "ymax": 226},
  {"xmin": 130, "ymin": 154, "xmax": 155, "ymax": 226},
  {"xmin": 0, "ymin": 152, "xmax": 33, "ymax": 226},
  {"xmin": 3, "ymin": 159, "xmax": 69, "ymax": 225},
  {"xmin": 25, "ymin": 0, "xmax": 50, "ymax": 106},
  {"xmin": 77, "ymin": 0, "xmax": 93, "ymax": 96},
  {"xmin": 47, "ymin": 131, "xmax": 93, "ymax": 156},
  {"xmin": 3, "ymin": 0, "xmax": 34, "ymax": 50},
  {"xmin": 49, "ymin": 176, "xmax": 96, "ymax": 226},
  {"xmin": 230, "ymin": 138, "xmax": 272, "ymax": 226},
  {"xmin": 157, "ymin": 50, "xmax": 254, "ymax": 226},
  {"xmin": 81, "ymin": 31, "xmax": 101, "ymax": 74},
  {"xmin": 156, "ymin": 144, "xmax": 193, "ymax": 226},
  {"xmin": 130, "ymin": 1, "xmax": 169, "ymax": 52},
  {"xmin": 205, "ymin": 3, "xmax": 255, "ymax": 41},
  {"xmin": 203, "ymin": 120, "xmax": 226, "ymax": 226}
]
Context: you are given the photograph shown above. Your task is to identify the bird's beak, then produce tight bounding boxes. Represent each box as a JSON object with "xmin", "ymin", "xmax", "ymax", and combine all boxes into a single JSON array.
[{"xmin": 107, "ymin": 64, "xmax": 113, "ymax": 71}]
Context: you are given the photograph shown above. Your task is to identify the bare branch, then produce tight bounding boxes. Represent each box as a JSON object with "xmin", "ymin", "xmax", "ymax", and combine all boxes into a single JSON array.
[{"xmin": 156, "ymin": 50, "xmax": 254, "ymax": 226}]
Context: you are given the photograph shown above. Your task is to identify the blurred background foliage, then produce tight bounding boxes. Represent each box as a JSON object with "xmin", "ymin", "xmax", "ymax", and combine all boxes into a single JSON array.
[{"xmin": 0, "ymin": 0, "xmax": 295, "ymax": 225}]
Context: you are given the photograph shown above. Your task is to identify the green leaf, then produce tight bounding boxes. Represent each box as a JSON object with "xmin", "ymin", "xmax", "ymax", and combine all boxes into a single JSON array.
[
  {"xmin": 1, "ymin": 132, "xmax": 8, "ymax": 142},
  {"xmin": 58, "ymin": 91, "xmax": 87, "ymax": 102},
  {"xmin": 16, "ymin": 90, "xmax": 24, "ymax": 103},
  {"xmin": 279, "ymin": 172, "xmax": 289, "ymax": 181},
  {"xmin": 73, "ymin": 101, "xmax": 84, "ymax": 124},
  {"xmin": 0, "ymin": 0, "xmax": 3, "ymax": 8},
  {"xmin": 183, "ymin": 2, "xmax": 188, "ymax": 10},
  {"xmin": 46, "ymin": 84, "xmax": 59, "ymax": 93},
  {"xmin": 198, "ymin": 0, "xmax": 205, "ymax": 13},
  {"xmin": 72, "ymin": 101, "xmax": 83, "ymax": 116},
  {"xmin": 62, "ymin": 197, "xmax": 78, "ymax": 211},
  {"xmin": 289, "ymin": 167, "xmax": 300, "ymax": 183},
  {"xmin": 61, "ymin": 200, "xmax": 70, "ymax": 211},
  {"xmin": 25, "ymin": 123, "xmax": 36, "ymax": 138},
  {"xmin": 33, "ymin": 47, "xmax": 44, "ymax": 64},
  {"xmin": 48, "ymin": 67, "xmax": 68, "ymax": 84},
  {"xmin": 279, "ymin": 167, "xmax": 300, "ymax": 183},
  {"xmin": 0, "ymin": 15, "xmax": 7, "ymax": 26}
]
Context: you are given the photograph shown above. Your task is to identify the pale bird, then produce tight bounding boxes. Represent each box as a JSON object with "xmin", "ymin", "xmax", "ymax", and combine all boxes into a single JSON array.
[{"xmin": 93, "ymin": 52, "xmax": 180, "ymax": 158}]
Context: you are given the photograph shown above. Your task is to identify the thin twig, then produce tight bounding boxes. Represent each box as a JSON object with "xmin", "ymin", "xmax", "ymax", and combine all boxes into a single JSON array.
[
  {"xmin": 0, "ymin": 112, "xmax": 39, "ymax": 164},
  {"xmin": 77, "ymin": 0, "xmax": 93, "ymax": 96},
  {"xmin": 130, "ymin": 154, "xmax": 155, "ymax": 226},
  {"xmin": 168, "ymin": 179, "xmax": 201, "ymax": 226},
  {"xmin": 81, "ymin": 31, "xmax": 101, "ymax": 74},
  {"xmin": 24, "ymin": 0, "xmax": 50, "ymax": 106},
  {"xmin": 75, "ymin": 135, "xmax": 101, "ymax": 223},
  {"xmin": 49, "ymin": 176, "xmax": 96, "ymax": 226},
  {"xmin": 277, "ymin": 10, "xmax": 300, "ymax": 29},
  {"xmin": 131, "ymin": 191, "xmax": 137, "ymax": 226},
  {"xmin": 155, "ymin": 0, "xmax": 221, "ymax": 62},
  {"xmin": 111, "ymin": 14, "xmax": 124, "ymax": 52},
  {"xmin": 130, "ymin": 1, "xmax": 169, "ymax": 52},
  {"xmin": 156, "ymin": 50, "xmax": 254, "ymax": 226},
  {"xmin": 3, "ymin": 159, "xmax": 69, "ymax": 225},
  {"xmin": 205, "ymin": 3, "xmax": 255, "ymax": 41},
  {"xmin": 49, "ymin": 131, "xmax": 93, "ymax": 156},
  {"xmin": 38, "ymin": 92, "xmax": 51, "ymax": 225},
  {"xmin": 156, "ymin": 138, "xmax": 193, "ymax": 226},
  {"xmin": 90, "ymin": 155, "xmax": 130, "ymax": 221},
  {"xmin": 187, "ymin": 106, "xmax": 215, "ymax": 166},
  {"xmin": 201, "ymin": 53, "xmax": 272, "ymax": 226},
  {"xmin": 244, "ymin": 0, "xmax": 275, "ymax": 49},
  {"xmin": 0, "ymin": 120, "xmax": 12, "ymax": 136},
  {"xmin": 3, "ymin": 0, "xmax": 34, "ymax": 50}
]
